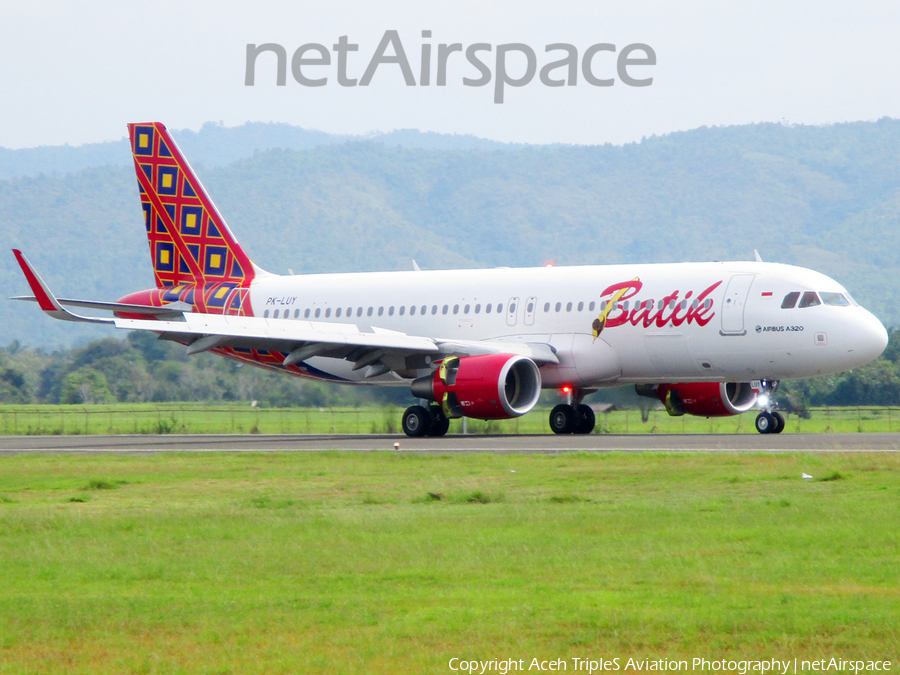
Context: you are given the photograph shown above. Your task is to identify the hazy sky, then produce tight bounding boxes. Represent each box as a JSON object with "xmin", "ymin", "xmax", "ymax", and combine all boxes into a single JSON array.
[{"xmin": 1, "ymin": 1, "xmax": 899, "ymax": 148}]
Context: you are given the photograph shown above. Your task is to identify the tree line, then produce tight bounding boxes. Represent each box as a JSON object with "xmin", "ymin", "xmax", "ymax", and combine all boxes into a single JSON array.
[{"xmin": 0, "ymin": 330, "xmax": 897, "ymax": 409}]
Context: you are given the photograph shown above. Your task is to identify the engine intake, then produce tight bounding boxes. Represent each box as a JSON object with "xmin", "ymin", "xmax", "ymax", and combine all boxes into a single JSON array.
[
  {"xmin": 636, "ymin": 382, "xmax": 758, "ymax": 417},
  {"xmin": 412, "ymin": 354, "xmax": 542, "ymax": 420}
]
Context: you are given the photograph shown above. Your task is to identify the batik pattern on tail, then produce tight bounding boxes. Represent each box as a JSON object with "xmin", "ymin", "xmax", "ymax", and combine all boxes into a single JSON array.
[{"xmin": 128, "ymin": 122, "xmax": 256, "ymax": 315}]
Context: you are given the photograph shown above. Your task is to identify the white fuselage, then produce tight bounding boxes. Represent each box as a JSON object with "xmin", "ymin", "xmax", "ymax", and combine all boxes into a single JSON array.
[{"xmin": 245, "ymin": 260, "xmax": 888, "ymax": 388}]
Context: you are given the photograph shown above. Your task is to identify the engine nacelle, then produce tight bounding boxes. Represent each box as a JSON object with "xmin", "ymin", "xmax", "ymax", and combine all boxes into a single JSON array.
[
  {"xmin": 411, "ymin": 354, "xmax": 542, "ymax": 420},
  {"xmin": 636, "ymin": 382, "xmax": 758, "ymax": 417}
]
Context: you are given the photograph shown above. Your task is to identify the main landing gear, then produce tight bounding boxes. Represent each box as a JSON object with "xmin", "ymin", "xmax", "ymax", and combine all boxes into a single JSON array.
[
  {"xmin": 754, "ymin": 380, "xmax": 784, "ymax": 434},
  {"xmin": 549, "ymin": 404, "xmax": 595, "ymax": 434},
  {"xmin": 549, "ymin": 388, "xmax": 596, "ymax": 434},
  {"xmin": 402, "ymin": 404, "xmax": 450, "ymax": 437}
]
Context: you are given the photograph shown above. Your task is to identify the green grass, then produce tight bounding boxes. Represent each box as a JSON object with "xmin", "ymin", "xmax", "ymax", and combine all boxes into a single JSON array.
[
  {"xmin": 0, "ymin": 452, "xmax": 896, "ymax": 673},
  {"xmin": 1, "ymin": 403, "xmax": 899, "ymax": 435}
]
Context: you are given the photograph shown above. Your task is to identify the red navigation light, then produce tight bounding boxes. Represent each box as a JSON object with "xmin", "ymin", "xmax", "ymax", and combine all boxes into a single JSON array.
[
  {"xmin": 545, "ymin": 262, "xmax": 554, "ymax": 268},
  {"xmin": 561, "ymin": 385, "xmax": 572, "ymax": 394}
]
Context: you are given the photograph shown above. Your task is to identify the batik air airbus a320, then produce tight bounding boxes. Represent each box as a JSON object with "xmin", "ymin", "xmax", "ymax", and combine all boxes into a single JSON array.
[{"xmin": 12, "ymin": 122, "xmax": 889, "ymax": 435}]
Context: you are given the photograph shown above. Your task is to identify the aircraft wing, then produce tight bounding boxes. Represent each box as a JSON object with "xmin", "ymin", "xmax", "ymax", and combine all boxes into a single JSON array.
[
  {"xmin": 113, "ymin": 314, "xmax": 559, "ymax": 365},
  {"xmin": 12, "ymin": 249, "xmax": 559, "ymax": 376}
]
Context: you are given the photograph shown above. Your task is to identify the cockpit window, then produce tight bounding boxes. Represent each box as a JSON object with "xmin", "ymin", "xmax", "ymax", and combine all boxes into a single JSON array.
[
  {"xmin": 781, "ymin": 292, "xmax": 800, "ymax": 309},
  {"xmin": 820, "ymin": 292, "xmax": 850, "ymax": 306},
  {"xmin": 798, "ymin": 291, "xmax": 821, "ymax": 308}
]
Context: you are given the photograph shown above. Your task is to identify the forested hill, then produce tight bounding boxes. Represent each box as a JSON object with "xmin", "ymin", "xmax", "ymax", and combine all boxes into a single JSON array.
[
  {"xmin": 0, "ymin": 122, "xmax": 511, "ymax": 180},
  {"xmin": 2, "ymin": 118, "xmax": 900, "ymax": 349}
]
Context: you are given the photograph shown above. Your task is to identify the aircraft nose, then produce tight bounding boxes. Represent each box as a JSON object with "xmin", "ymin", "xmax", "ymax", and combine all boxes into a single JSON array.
[{"xmin": 847, "ymin": 310, "xmax": 888, "ymax": 364}]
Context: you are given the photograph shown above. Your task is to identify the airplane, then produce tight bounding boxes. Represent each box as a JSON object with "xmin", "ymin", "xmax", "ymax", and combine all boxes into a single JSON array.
[{"xmin": 11, "ymin": 122, "xmax": 889, "ymax": 436}]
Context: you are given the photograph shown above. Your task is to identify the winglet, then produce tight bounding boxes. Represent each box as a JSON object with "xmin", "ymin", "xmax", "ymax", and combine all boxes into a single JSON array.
[{"xmin": 11, "ymin": 250, "xmax": 113, "ymax": 324}]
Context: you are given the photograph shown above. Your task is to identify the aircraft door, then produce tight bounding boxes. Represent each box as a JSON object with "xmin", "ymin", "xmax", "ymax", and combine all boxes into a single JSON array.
[
  {"xmin": 524, "ymin": 297, "xmax": 537, "ymax": 326},
  {"xmin": 720, "ymin": 274, "xmax": 755, "ymax": 336},
  {"xmin": 506, "ymin": 297, "xmax": 519, "ymax": 326}
]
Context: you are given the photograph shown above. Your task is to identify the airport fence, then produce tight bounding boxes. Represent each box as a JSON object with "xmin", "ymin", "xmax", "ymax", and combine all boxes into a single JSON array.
[{"xmin": 0, "ymin": 404, "xmax": 899, "ymax": 436}]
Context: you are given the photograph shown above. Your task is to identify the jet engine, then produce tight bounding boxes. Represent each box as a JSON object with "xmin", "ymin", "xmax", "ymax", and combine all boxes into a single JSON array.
[
  {"xmin": 411, "ymin": 354, "xmax": 542, "ymax": 420},
  {"xmin": 635, "ymin": 382, "xmax": 758, "ymax": 417}
]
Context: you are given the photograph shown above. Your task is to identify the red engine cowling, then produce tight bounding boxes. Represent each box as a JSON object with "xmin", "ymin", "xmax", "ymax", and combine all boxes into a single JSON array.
[
  {"xmin": 639, "ymin": 382, "xmax": 758, "ymax": 417},
  {"xmin": 411, "ymin": 354, "xmax": 542, "ymax": 420}
]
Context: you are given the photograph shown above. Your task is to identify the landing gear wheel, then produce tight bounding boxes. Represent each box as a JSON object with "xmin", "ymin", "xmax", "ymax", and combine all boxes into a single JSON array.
[
  {"xmin": 574, "ymin": 404, "xmax": 596, "ymax": 434},
  {"xmin": 426, "ymin": 405, "xmax": 450, "ymax": 437},
  {"xmin": 755, "ymin": 412, "xmax": 775, "ymax": 434},
  {"xmin": 549, "ymin": 404, "xmax": 577, "ymax": 434},
  {"xmin": 402, "ymin": 405, "xmax": 432, "ymax": 437},
  {"xmin": 771, "ymin": 411, "xmax": 785, "ymax": 434}
]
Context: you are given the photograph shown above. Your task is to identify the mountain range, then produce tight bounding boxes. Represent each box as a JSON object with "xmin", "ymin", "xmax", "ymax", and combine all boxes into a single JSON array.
[{"xmin": 2, "ymin": 118, "xmax": 898, "ymax": 349}]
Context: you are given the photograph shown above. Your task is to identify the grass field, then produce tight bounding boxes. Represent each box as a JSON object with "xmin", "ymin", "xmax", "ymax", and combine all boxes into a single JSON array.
[
  {"xmin": 0, "ymin": 451, "xmax": 896, "ymax": 674},
  {"xmin": 1, "ymin": 404, "xmax": 899, "ymax": 436}
]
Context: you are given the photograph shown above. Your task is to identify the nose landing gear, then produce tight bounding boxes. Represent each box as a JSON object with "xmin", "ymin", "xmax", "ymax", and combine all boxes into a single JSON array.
[{"xmin": 754, "ymin": 380, "xmax": 784, "ymax": 434}]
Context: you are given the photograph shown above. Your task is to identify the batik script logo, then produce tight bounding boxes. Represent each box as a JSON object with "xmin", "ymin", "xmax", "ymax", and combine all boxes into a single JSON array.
[{"xmin": 592, "ymin": 279, "xmax": 722, "ymax": 336}]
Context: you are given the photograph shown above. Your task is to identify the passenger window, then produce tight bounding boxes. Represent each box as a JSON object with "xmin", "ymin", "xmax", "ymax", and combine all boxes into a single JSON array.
[
  {"xmin": 577, "ymin": 301, "xmax": 583, "ymax": 311},
  {"xmin": 422, "ymin": 305, "xmax": 428, "ymax": 315},
  {"xmin": 325, "ymin": 308, "xmax": 331, "ymax": 318},
  {"xmin": 486, "ymin": 303, "xmax": 492, "ymax": 313},
  {"xmin": 315, "ymin": 308, "xmax": 321, "ymax": 318},
  {"xmin": 589, "ymin": 301, "xmax": 595, "ymax": 311},
  {"xmin": 293, "ymin": 309, "xmax": 299, "ymax": 319},
  {"xmin": 442, "ymin": 305, "xmax": 448, "ymax": 315},
  {"xmin": 273, "ymin": 309, "xmax": 279, "ymax": 319},
  {"xmin": 357, "ymin": 307, "xmax": 363, "ymax": 317},
  {"xmin": 389, "ymin": 306, "xmax": 394, "ymax": 316},
  {"xmin": 464, "ymin": 304, "xmax": 470, "ymax": 314},
  {"xmin": 705, "ymin": 299, "xmax": 712, "ymax": 309},
  {"xmin": 555, "ymin": 302, "xmax": 561, "ymax": 312},
  {"xmin": 264, "ymin": 310, "xmax": 269, "ymax": 318},
  {"xmin": 566, "ymin": 302, "xmax": 572, "ymax": 312},
  {"xmin": 600, "ymin": 301, "xmax": 607, "ymax": 311},
  {"xmin": 821, "ymin": 292, "xmax": 850, "ymax": 306},
  {"xmin": 526, "ymin": 302, "xmax": 533, "ymax": 313},
  {"xmin": 336, "ymin": 308, "xmax": 342, "ymax": 318},
  {"xmin": 781, "ymin": 292, "xmax": 800, "ymax": 309},
  {"xmin": 475, "ymin": 304, "xmax": 481, "ymax": 314},
  {"xmin": 432, "ymin": 305, "xmax": 438, "ymax": 315},
  {"xmin": 410, "ymin": 305, "xmax": 416, "ymax": 316},
  {"xmin": 367, "ymin": 307, "xmax": 373, "ymax": 317},
  {"xmin": 798, "ymin": 292, "xmax": 821, "ymax": 308},
  {"xmin": 544, "ymin": 302, "xmax": 550, "ymax": 312},
  {"xmin": 378, "ymin": 307, "xmax": 384, "ymax": 316},
  {"xmin": 453, "ymin": 305, "xmax": 459, "ymax": 314}
]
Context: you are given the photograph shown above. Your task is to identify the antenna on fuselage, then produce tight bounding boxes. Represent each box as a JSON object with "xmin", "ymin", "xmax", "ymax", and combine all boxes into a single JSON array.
[
  {"xmin": 412, "ymin": 260, "xmax": 421, "ymax": 272},
  {"xmin": 754, "ymin": 249, "xmax": 763, "ymax": 263}
]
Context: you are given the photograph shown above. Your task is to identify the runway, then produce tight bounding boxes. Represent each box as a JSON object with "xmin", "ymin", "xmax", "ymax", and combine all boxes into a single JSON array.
[{"xmin": 1, "ymin": 433, "xmax": 900, "ymax": 453}]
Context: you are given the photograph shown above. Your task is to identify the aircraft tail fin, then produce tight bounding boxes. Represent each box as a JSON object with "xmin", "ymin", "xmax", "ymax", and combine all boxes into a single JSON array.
[{"xmin": 128, "ymin": 122, "xmax": 265, "ymax": 289}]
